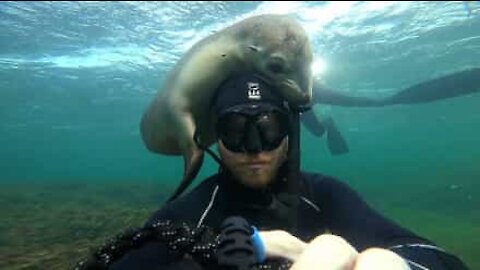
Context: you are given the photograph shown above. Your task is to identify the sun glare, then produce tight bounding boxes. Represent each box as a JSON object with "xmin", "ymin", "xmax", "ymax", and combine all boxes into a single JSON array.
[{"xmin": 311, "ymin": 58, "xmax": 327, "ymax": 76}]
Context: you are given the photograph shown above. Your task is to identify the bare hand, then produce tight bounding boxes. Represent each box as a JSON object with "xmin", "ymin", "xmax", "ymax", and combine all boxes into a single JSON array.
[
  {"xmin": 290, "ymin": 234, "xmax": 358, "ymax": 270},
  {"xmin": 259, "ymin": 231, "xmax": 411, "ymax": 270}
]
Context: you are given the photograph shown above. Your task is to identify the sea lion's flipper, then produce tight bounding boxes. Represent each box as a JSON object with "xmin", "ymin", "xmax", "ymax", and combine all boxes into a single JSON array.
[
  {"xmin": 324, "ymin": 117, "xmax": 349, "ymax": 155},
  {"xmin": 313, "ymin": 82, "xmax": 385, "ymax": 107},
  {"xmin": 167, "ymin": 148, "xmax": 204, "ymax": 202},
  {"xmin": 300, "ymin": 109, "xmax": 327, "ymax": 137},
  {"xmin": 300, "ymin": 111, "xmax": 349, "ymax": 155},
  {"xmin": 277, "ymin": 78, "xmax": 312, "ymax": 106},
  {"xmin": 166, "ymin": 111, "xmax": 205, "ymax": 202},
  {"xmin": 386, "ymin": 67, "xmax": 480, "ymax": 105}
]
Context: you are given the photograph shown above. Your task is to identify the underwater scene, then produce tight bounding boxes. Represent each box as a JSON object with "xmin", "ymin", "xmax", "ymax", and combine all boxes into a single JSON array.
[{"xmin": 1, "ymin": 1, "xmax": 479, "ymax": 269}]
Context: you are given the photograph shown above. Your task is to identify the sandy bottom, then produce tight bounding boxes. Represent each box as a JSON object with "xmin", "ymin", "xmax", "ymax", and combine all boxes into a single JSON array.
[{"xmin": 0, "ymin": 181, "xmax": 477, "ymax": 269}]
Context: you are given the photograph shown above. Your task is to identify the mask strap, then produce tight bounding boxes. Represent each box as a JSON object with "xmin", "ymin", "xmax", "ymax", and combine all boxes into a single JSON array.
[{"xmin": 194, "ymin": 130, "xmax": 225, "ymax": 167}]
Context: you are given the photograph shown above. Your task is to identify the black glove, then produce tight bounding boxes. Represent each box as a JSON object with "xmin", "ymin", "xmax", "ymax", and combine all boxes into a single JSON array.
[{"xmin": 216, "ymin": 216, "xmax": 257, "ymax": 270}]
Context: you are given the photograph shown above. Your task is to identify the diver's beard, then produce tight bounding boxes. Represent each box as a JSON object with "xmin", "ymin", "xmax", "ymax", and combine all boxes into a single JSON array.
[
  {"xmin": 235, "ymin": 166, "xmax": 277, "ymax": 189},
  {"xmin": 219, "ymin": 161, "xmax": 278, "ymax": 190}
]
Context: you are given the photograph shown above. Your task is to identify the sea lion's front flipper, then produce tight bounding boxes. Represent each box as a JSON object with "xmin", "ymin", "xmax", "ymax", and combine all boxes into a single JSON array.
[
  {"xmin": 277, "ymin": 78, "xmax": 312, "ymax": 106},
  {"xmin": 166, "ymin": 110, "xmax": 205, "ymax": 202},
  {"xmin": 167, "ymin": 148, "xmax": 204, "ymax": 202}
]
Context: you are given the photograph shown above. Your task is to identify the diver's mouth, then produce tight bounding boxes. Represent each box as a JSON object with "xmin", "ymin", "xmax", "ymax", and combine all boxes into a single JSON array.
[
  {"xmin": 245, "ymin": 163, "xmax": 268, "ymax": 170},
  {"xmin": 245, "ymin": 161, "xmax": 268, "ymax": 165},
  {"xmin": 241, "ymin": 159, "xmax": 270, "ymax": 168}
]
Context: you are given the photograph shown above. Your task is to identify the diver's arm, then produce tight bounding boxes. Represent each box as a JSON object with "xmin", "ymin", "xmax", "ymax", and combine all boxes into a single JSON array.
[{"xmin": 309, "ymin": 175, "xmax": 468, "ymax": 270}]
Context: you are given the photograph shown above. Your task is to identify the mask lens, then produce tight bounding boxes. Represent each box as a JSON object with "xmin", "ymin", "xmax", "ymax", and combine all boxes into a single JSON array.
[
  {"xmin": 216, "ymin": 110, "xmax": 288, "ymax": 153},
  {"xmin": 256, "ymin": 112, "xmax": 288, "ymax": 151},
  {"xmin": 216, "ymin": 113, "xmax": 247, "ymax": 152}
]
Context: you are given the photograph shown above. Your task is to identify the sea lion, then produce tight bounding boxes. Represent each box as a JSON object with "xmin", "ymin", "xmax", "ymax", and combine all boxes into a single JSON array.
[{"xmin": 140, "ymin": 14, "xmax": 314, "ymax": 201}]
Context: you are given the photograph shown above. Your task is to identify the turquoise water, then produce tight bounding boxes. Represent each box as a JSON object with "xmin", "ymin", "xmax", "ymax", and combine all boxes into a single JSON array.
[{"xmin": 1, "ymin": 1, "xmax": 479, "ymax": 269}]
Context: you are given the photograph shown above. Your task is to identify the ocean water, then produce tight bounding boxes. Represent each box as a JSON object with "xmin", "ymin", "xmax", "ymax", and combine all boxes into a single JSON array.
[{"xmin": 1, "ymin": 1, "xmax": 479, "ymax": 269}]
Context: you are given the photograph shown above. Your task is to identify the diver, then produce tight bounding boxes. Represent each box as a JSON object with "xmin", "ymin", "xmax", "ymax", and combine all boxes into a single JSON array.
[{"xmin": 77, "ymin": 73, "xmax": 468, "ymax": 270}]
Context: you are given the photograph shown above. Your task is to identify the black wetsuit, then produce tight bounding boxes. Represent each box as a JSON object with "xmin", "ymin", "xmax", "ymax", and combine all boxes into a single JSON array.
[{"xmin": 111, "ymin": 171, "xmax": 468, "ymax": 270}]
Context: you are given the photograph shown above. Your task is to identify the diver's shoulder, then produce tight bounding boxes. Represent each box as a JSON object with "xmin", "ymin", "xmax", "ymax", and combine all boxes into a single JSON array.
[
  {"xmin": 145, "ymin": 174, "xmax": 220, "ymax": 226},
  {"xmin": 300, "ymin": 170, "xmax": 355, "ymax": 192},
  {"xmin": 169, "ymin": 174, "xmax": 219, "ymax": 205},
  {"xmin": 300, "ymin": 171, "xmax": 345, "ymax": 184}
]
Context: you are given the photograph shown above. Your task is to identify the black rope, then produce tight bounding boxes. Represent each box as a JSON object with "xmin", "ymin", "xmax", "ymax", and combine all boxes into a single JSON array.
[
  {"xmin": 73, "ymin": 220, "xmax": 216, "ymax": 270},
  {"xmin": 73, "ymin": 220, "xmax": 293, "ymax": 270}
]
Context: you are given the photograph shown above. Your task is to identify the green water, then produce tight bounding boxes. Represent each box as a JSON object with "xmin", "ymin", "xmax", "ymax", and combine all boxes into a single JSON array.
[
  {"xmin": 1, "ymin": 82, "xmax": 478, "ymax": 269},
  {"xmin": 1, "ymin": 1, "xmax": 479, "ymax": 269}
]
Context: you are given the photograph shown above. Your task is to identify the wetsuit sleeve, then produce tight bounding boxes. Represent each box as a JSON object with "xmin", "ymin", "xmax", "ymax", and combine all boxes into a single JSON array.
[{"xmin": 310, "ymin": 175, "xmax": 468, "ymax": 270}]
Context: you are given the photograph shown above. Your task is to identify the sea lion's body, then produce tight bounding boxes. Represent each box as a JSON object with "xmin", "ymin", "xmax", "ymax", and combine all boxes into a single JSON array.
[{"xmin": 140, "ymin": 14, "xmax": 314, "ymax": 201}]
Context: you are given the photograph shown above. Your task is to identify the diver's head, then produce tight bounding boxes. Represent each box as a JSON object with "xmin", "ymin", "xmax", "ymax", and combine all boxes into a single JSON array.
[{"xmin": 211, "ymin": 72, "xmax": 291, "ymax": 189}]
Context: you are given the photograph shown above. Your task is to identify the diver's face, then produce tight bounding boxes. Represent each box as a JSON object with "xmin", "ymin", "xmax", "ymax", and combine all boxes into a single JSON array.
[{"xmin": 218, "ymin": 138, "xmax": 288, "ymax": 189}]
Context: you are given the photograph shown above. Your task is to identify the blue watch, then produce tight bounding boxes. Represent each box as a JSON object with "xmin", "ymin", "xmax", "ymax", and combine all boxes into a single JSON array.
[{"xmin": 251, "ymin": 226, "xmax": 266, "ymax": 263}]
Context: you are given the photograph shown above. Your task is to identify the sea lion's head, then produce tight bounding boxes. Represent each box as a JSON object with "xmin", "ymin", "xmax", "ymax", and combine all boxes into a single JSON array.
[{"xmin": 239, "ymin": 15, "xmax": 313, "ymax": 106}]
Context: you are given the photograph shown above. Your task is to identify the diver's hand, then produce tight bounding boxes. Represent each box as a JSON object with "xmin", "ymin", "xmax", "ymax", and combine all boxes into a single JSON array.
[
  {"xmin": 259, "ymin": 230, "xmax": 307, "ymax": 262},
  {"xmin": 352, "ymin": 248, "xmax": 411, "ymax": 270},
  {"xmin": 259, "ymin": 231, "xmax": 411, "ymax": 270},
  {"xmin": 290, "ymin": 234, "xmax": 411, "ymax": 270},
  {"xmin": 290, "ymin": 234, "xmax": 358, "ymax": 270}
]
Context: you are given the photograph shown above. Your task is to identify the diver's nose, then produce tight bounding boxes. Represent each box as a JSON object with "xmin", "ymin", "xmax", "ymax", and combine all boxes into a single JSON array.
[{"xmin": 244, "ymin": 124, "xmax": 262, "ymax": 154}]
